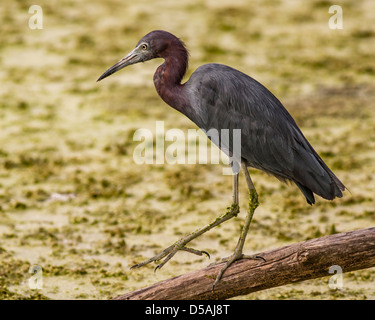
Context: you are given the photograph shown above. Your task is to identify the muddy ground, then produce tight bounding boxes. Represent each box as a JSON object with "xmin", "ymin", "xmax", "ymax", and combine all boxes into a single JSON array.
[{"xmin": 0, "ymin": 0, "xmax": 374, "ymax": 299}]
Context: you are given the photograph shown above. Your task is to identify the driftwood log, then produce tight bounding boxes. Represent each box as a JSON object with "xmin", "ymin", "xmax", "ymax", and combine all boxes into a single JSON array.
[{"xmin": 115, "ymin": 227, "xmax": 375, "ymax": 300}]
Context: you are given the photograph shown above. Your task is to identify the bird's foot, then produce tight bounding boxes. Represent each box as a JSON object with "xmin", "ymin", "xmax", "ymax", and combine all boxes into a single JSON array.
[
  {"xmin": 131, "ymin": 203, "xmax": 239, "ymax": 272},
  {"xmin": 211, "ymin": 252, "xmax": 265, "ymax": 290},
  {"xmin": 130, "ymin": 240, "xmax": 210, "ymax": 272}
]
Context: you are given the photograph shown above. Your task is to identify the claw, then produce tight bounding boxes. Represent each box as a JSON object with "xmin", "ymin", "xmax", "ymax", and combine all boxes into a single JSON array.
[
  {"xmin": 202, "ymin": 250, "xmax": 210, "ymax": 259},
  {"xmin": 255, "ymin": 255, "xmax": 266, "ymax": 262},
  {"xmin": 242, "ymin": 254, "xmax": 266, "ymax": 263},
  {"xmin": 154, "ymin": 265, "xmax": 161, "ymax": 273}
]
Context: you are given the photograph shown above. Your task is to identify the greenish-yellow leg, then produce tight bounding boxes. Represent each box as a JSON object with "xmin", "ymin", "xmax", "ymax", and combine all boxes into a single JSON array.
[
  {"xmin": 130, "ymin": 173, "xmax": 240, "ymax": 271},
  {"xmin": 211, "ymin": 162, "xmax": 262, "ymax": 290}
]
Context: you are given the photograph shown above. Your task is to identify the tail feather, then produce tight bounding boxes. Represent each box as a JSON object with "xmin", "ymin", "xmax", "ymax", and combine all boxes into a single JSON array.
[
  {"xmin": 295, "ymin": 182, "xmax": 315, "ymax": 205},
  {"xmin": 292, "ymin": 143, "xmax": 346, "ymax": 204}
]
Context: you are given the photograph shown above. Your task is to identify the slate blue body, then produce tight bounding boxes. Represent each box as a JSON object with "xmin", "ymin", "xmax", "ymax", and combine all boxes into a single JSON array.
[{"xmin": 184, "ymin": 63, "xmax": 345, "ymax": 204}]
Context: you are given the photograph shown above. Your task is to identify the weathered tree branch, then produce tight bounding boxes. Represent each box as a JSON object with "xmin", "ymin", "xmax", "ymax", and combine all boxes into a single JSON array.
[{"xmin": 114, "ymin": 227, "xmax": 375, "ymax": 300}]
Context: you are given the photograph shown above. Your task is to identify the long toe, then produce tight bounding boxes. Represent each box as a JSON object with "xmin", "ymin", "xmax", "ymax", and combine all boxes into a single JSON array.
[
  {"xmin": 130, "ymin": 244, "xmax": 174, "ymax": 269},
  {"xmin": 181, "ymin": 247, "xmax": 210, "ymax": 259},
  {"xmin": 212, "ymin": 253, "xmax": 242, "ymax": 290},
  {"xmin": 212, "ymin": 253, "xmax": 264, "ymax": 290},
  {"xmin": 130, "ymin": 243, "xmax": 210, "ymax": 271}
]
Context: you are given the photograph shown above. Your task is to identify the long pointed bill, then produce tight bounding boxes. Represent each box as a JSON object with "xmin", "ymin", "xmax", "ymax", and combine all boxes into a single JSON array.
[{"xmin": 97, "ymin": 49, "xmax": 139, "ymax": 82}]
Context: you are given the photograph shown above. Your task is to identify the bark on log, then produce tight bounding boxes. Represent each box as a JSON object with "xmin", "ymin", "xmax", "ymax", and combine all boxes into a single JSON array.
[{"xmin": 114, "ymin": 227, "xmax": 375, "ymax": 300}]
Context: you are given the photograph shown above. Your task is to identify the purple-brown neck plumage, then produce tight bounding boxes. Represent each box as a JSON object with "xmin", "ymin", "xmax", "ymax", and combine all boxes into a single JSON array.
[{"xmin": 152, "ymin": 33, "xmax": 189, "ymax": 113}]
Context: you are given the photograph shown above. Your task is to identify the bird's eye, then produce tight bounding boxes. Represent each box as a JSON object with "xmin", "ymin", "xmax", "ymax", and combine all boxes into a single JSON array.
[{"xmin": 141, "ymin": 44, "xmax": 148, "ymax": 50}]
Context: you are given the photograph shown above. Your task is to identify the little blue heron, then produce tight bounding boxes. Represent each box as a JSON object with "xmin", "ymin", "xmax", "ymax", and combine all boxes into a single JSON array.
[{"xmin": 97, "ymin": 30, "xmax": 346, "ymax": 289}]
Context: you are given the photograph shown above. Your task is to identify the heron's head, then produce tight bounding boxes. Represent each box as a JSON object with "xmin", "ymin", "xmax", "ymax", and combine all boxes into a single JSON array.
[{"xmin": 97, "ymin": 30, "xmax": 187, "ymax": 82}]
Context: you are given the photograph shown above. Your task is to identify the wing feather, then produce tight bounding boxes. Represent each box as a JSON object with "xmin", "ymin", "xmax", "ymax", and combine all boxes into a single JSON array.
[{"xmin": 185, "ymin": 63, "xmax": 345, "ymax": 202}]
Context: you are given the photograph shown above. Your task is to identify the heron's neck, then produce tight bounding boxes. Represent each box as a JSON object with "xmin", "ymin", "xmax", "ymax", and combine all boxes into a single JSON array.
[{"xmin": 153, "ymin": 46, "xmax": 188, "ymax": 112}]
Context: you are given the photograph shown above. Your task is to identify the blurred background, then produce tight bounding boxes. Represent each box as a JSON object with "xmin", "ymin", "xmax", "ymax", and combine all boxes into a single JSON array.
[{"xmin": 0, "ymin": 0, "xmax": 374, "ymax": 299}]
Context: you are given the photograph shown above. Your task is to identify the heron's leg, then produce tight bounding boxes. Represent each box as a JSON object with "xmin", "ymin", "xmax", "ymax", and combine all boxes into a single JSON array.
[
  {"xmin": 212, "ymin": 162, "xmax": 263, "ymax": 290},
  {"xmin": 130, "ymin": 173, "xmax": 240, "ymax": 271}
]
